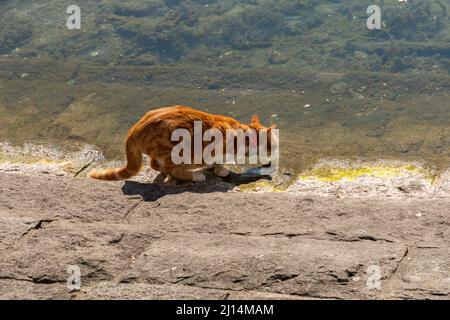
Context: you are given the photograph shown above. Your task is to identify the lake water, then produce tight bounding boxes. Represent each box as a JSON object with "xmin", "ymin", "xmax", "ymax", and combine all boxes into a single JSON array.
[{"xmin": 1, "ymin": 0, "xmax": 450, "ymax": 173}]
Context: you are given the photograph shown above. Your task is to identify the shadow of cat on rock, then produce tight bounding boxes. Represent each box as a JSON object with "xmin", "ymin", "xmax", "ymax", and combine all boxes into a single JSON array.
[{"xmin": 121, "ymin": 171, "xmax": 271, "ymax": 202}]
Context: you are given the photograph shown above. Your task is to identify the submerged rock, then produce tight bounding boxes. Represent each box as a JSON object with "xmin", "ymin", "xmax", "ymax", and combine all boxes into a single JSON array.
[
  {"xmin": 268, "ymin": 50, "xmax": 289, "ymax": 65},
  {"xmin": 330, "ymin": 82, "xmax": 348, "ymax": 94}
]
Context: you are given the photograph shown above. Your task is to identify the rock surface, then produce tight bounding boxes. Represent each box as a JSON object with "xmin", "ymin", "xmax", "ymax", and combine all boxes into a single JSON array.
[{"xmin": 0, "ymin": 170, "xmax": 449, "ymax": 300}]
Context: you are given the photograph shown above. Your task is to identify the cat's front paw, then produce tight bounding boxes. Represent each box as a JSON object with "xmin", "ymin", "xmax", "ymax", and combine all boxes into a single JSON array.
[
  {"xmin": 192, "ymin": 172, "xmax": 206, "ymax": 182},
  {"xmin": 163, "ymin": 175, "xmax": 176, "ymax": 184}
]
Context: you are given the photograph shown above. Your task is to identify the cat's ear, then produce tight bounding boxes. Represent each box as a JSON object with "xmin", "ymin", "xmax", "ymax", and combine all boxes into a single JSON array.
[{"xmin": 251, "ymin": 115, "xmax": 261, "ymax": 124}]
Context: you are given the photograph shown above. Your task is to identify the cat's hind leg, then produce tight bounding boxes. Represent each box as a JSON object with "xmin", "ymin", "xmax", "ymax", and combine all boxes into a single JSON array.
[
  {"xmin": 150, "ymin": 158, "xmax": 162, "ymax": 171},
  {"xmin": 148, "ymin": 158, "xmax": 168, "ymax": 183}
]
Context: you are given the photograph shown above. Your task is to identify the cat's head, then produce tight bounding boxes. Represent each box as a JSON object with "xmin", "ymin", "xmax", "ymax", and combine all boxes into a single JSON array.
[{"xmin": 248, "ymin": 114, "xmax": 279, "ymax": 161}]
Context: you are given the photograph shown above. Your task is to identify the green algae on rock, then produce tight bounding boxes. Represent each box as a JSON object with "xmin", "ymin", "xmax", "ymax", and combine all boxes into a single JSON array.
[{"xmin": 287, "ymin": 159, "xmax": 441, "ymax": 198}]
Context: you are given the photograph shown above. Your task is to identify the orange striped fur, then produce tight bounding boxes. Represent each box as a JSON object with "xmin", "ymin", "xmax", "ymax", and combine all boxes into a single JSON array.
[{"xmin": 89, "ymin": 105, "xmax": 275, "ymax": 182}]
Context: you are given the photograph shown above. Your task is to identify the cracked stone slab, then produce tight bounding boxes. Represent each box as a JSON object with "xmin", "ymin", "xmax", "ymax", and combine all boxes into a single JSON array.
[
  {"xmin": 78, "ymin": 282, "xmax": 228, "ymax": 300},
  {"xmin": 120, "ymin": 232, "xmax": 407, "ymax": 299},
  {"xmin": 0, "ymin": 220, "xmax": 158, "ymax": 286},
  {"xmin": 0, "ymin": 173, "xmax": 141, "ymax": 223},
  {"xmin": 129, "ymin": 193, "xmax": 450, "ymax": 246},
  {"xmin": 0, "ymin": 279, "xmax": 72, "ymax": 300},
  {"xmin": 0, "ymin": 213, "xmax": 52, "ymax": 250},
  {"xmin": 1, "ymin": 171, "xmax": 449, "ymax": 299},
  {"xmin": 76, "ymin": 282, "xmax": 307, "ymax": 300},
  {"xmin": 382, "ymin": 247, "xmax": 450, "ymax": 299}
]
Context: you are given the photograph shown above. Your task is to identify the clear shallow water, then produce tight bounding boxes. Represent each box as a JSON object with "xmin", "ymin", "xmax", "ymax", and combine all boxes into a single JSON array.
[{"xmin": 1, "ymin": 0, "xmax": 450, "ymax": 171}]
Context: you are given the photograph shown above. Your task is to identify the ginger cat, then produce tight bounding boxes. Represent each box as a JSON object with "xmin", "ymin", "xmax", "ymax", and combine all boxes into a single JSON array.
[{"xmin": 89, "ymin": 105, "xmax": 277, "ymax": 182}]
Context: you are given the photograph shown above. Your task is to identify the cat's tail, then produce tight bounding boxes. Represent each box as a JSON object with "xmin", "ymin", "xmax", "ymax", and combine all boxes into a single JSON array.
[{"xmin": 89, "ymin": 135, "xmax": 142, "ymax": 181}]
